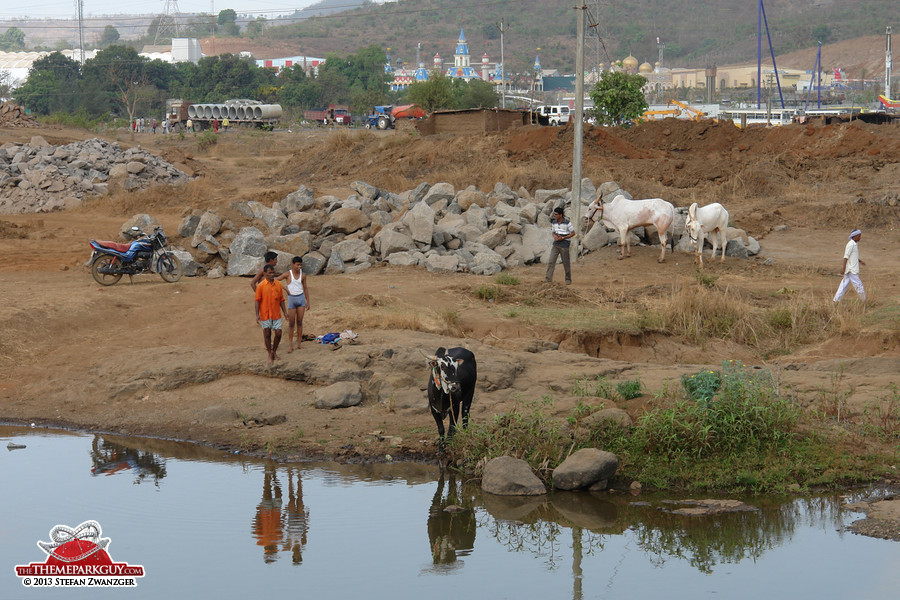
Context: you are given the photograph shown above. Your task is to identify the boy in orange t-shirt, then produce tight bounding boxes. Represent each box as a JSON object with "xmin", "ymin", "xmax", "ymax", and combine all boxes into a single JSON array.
[{"xmin": 254, "ymin": 264, "xmax": 286, "ymax": 365}]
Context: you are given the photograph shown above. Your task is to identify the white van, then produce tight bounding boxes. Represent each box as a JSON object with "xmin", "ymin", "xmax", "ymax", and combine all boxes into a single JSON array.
[{"xmin": 536, "ymin": 105, "xmax": 570, "ymax": 126}]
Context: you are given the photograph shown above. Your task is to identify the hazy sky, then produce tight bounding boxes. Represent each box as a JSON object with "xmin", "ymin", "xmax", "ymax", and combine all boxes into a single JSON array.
[{"xmin": 1, "ymin": 0, "xmax": 330, "ymax": 19}]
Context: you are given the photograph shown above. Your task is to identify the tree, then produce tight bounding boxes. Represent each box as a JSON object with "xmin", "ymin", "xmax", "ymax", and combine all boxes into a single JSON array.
[
  {"xmin": 14, "ymin": 52, "xmax": 82, "ymax": 114},
  {"xmin": 99, "ymin": 25, "xmax": 120, "ymax": 47},
  {"xmin": 246, "ymin": 17, "xmax": 267, "ymax": 38},
  {"xmin": 407, "ymin": 74, "xmax": 455, "ymax": 112},
  {"xmin": 217, "ymin": 9, "xmax": 240, "ymax": 36},
  {"xmin": 589, "ymin": 71, "xmax": 648, "ymax": 126},
  {"xmin": 82, "ymin": 46, "xmax": 154, "ymax": 122},
  {"xmin": 454, "ymin": 78, "xmax": 499, "ymax": 109},
  {"xmin": 811, "ymin": 24, "xmax": 832, "ymax": 44},
  {"xmin": 0, "ymin": 27, "xmax": 25, "ymax": 51}
]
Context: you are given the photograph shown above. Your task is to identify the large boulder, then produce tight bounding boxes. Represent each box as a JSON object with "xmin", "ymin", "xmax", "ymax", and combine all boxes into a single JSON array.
[
  {"xmin": 314, "ymin": 382, "xmax": 362, "ymax": 409},
  {"xmin": 191, "ymin": 210, "xmax": 222, "ymax": 248},
  {"xmin": 283, "ymin": 185, "xmax": 315, "ymax": 213},
  {"xmin": 288, "ymin": 210, "xmax": 324, "ymax": 234},
  {"xmin": 552, "ymin": 448, "xmax": 618, "ymax": 490},
  {"xmin": 302, "ymin": 251, "xmax": 327, "ymax": 275},
  {"xmin": 482, "ymin": 456, "xmax": 547, "ymax": 496},
  {"xmin": 226, "ymin": 227, "xmax": 267, "ymax": 276},
  {"xmin": 456, "ymin": 186, "xmax": 487, "ymax": 211},
  {"xmin": 271, "ymin": 232, "xmax": 312, "ymax": 258},
  {"xmin": 120, "ymin": 214, "xmax": 160, "ymax": 238},
  {"xmin": 521, "ymin": 223, "xmax": 552, "ymax": 263},
  {"xmin": 424, "ymin": 253, "xmax": 459, "ymax": 273},
  {"xmin": 178, "ymin": 213, "xmax": 200, "ymax": 238},
  {"xmin": 350, "ymin": 181, "xmax": 379, "ymax": 202},
  {"xmin": 581, "ymin": 222, "xmax": 610, "ymax": 252},
  {"xmin": 402, "ymin": 201, "xmax": 436, "ymax": 244},
  {"xmin": 325, "ymin": 207, "xmax": 370, "ymax": 234},
  {"xmin": 332, "ymin": 238, "xmax": 372, "ymax": 263},
  {"xmin": 373, "ymin": 226, "xmax": 415, "ymax": 257},
  {"xmin": 422, "ymin": 182, "xmax": 455, "ymax": 206}
]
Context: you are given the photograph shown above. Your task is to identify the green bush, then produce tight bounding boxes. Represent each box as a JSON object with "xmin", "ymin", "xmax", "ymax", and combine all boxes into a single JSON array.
[
  {"xmin": 197, "ymin": 130, "xmax": 219, "ymax": 150},
  {"xmin": 493, "ymin": 273, "xmax": 520, "ymax": 286},
  {"xmin": 475, "ymin": 284, "xmax": 502, "ymax": 301},
  {"xmin": 682, "ymin": 369, "xmax": 721, "ymax": 405},
  {"xmin": 616, "ymin": 379, "xmax": 643, "ymax": 400}
]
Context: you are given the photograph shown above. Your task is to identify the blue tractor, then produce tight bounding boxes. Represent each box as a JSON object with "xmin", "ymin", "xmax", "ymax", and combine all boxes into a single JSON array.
[{"xmin": 365, "ymin": 105, "xmax": 395, "ymax": 130}]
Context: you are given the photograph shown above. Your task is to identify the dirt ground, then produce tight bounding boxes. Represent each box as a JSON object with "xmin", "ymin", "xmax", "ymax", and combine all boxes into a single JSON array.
[{"xmin": 1, "ymin": 120, "xmax": 898, "ymax": 538}]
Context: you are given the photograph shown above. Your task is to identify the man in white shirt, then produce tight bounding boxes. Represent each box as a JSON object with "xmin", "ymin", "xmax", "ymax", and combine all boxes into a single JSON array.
[
  {"xmin": 546, "ymin": 206, "xmax": 575, "ymax": 285},
  {"xmin": 833, "ymin": 229, "xmax": 866, "ymax": 303}
]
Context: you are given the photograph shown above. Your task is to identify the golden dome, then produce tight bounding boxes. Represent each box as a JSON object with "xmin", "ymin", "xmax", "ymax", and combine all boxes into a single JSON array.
[
  {"xmin": 639, "ymin": 61, "xmax": 653, "ymax": 73},
  {"xmin": 623, "ymin": 55, "xmax": 638, "ymax": 69}
]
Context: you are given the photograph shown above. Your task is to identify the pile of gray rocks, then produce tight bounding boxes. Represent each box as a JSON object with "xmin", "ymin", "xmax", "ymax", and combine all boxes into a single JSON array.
[
  {"xmin": 171, "ymin": 179, "xmax": 761, "ymax": 278},
  {"xmin": 0, "ymin": 136, "xmax": 191, "ymax": 214}
]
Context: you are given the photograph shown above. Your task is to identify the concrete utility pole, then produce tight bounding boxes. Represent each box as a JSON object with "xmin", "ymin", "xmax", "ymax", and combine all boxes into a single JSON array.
[
  {"xmin": 886, "ymin": 26, "xmax": 893, "ymax": 98},
  {"xmin": 571, "ymin": 4, "xmax": 586, "ymax": 256},
  {"xmin": 76, "ymin": 0, "xmax": 85, "ymax": 65},
  {"xmin": 496, "ymin": 20, "xmax": 507, "ymax": 108}
]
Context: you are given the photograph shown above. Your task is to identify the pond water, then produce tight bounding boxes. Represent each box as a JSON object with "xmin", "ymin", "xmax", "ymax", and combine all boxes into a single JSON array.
[{"xmin": 1, "ymin": 425, "xmax": 897, "ymax": 600}]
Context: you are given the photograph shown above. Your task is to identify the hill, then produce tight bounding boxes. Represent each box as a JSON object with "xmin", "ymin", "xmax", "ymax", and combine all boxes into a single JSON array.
[{"xmin": 248, "ymin": 0, "xmax": 895, "ymax": 76}]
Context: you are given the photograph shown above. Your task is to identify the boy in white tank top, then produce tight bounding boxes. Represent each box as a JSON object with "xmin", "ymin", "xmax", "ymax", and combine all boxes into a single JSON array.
[{"xmin": 276, "ymin": 256, "xmax": 311, "ymax": 352}]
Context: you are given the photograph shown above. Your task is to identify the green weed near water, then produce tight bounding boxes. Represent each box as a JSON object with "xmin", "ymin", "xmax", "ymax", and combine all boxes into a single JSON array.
[
  {"xmin": 450, "ymin": 360, "xmax": 892, "ymax": 492},
  {"xmin": 494, "ymin": 273, "xmax": 520, "ymax": 286}
]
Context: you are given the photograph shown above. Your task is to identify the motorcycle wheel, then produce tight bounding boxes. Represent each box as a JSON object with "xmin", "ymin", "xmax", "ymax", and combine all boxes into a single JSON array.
[
  {"xmin": 91, "ymin": 255, "xmax": 123, "ymax": 286},
  {"xmin": 157, "ymin": 252, "xmax": 183, "ymax": 283}
]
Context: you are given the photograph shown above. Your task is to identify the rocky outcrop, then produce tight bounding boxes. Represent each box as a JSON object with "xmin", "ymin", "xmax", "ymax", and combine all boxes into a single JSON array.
[
  {"xmin": 0, "ymin": 137, "xmax": 191, "ymax": 214},
  {"xmin": 113, "ymin": 177, "xmax": 761, "ymax": 277}
]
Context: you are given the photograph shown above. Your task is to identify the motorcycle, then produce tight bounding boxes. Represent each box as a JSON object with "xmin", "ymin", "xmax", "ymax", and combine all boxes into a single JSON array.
[{"xmin": 89, "ymin": 226, "xmax": 183, "ymax": 286}]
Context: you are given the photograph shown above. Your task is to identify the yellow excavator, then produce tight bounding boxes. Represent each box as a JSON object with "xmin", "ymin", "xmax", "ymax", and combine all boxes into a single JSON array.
[
  {"xmin": 666, "ymin": 99, "xmax": 706, "ymax": 121},
  {"xmin": 639, "ymin": 108, "xmax": 681, "ymax": 121}
]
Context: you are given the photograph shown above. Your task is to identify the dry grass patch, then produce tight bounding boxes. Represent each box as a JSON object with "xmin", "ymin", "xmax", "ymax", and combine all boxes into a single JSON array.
[
  {"xmin": 639, "ymin": 280, "xmax": 862, "ymax": 356},
  {"xmin": 320, "ymin": 294, "xmax": 463, "ymax": 335}
]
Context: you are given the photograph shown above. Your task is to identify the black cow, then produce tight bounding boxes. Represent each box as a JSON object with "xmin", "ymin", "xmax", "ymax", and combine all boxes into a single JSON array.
[{"xmin": 426, "ymin": 347, "xmax": 477, "ymax": 447}]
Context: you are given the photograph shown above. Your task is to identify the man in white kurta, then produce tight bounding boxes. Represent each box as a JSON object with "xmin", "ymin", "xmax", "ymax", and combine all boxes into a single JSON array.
[{"xmin": 833, "ymin": 229, "xmax": 866, "ymax": 303}]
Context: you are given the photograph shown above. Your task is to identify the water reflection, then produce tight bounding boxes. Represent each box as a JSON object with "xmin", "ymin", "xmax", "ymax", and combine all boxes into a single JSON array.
[
  {"xmin": 620, "ymin": 496, "xmax": 848, "ymax": 574},
  {"xmin": 426, "ymin": 473, "xmax": 476, "ymax": 566},
  {"xmin": 89, "ymin": 434, "xmax": 167, "ymax": 485},
  {"xmin": 2, "ymin": 426, "xmax": 895, "ymax": 600},
  {"xmin": 251, "ymin": 463, "xmax": 308, "ymax": 564}
]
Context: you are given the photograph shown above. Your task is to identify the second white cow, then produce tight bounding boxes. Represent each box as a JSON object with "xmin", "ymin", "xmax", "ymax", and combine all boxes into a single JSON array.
[
  {"xmin": 685, "ymin": 202, "xmax": 729, "ymax": 265},
  {"xmin": 588, "ymin": 194, "xmax": 676, "ymax": 263}
]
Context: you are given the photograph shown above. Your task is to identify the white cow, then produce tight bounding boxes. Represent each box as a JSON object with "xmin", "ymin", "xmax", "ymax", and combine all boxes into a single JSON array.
[
  {"xmin": 685, "ymin": 202, "xmax": 729, "ymax": 265},
  {"xmin": 586, "ymin": 194, "xmax": 676, "ymax": 262}
]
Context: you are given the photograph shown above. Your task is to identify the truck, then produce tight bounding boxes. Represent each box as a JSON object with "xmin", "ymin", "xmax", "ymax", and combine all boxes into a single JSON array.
[
  {"xmin": 165, "ymin": 99, "xmax": 282, "ymax": 131},
  {"xmin": 303, "ymin": 105, "xmax": 352, "ymax": 125},
  {"xmin": 365, "ymin": 104, "xmax": 426, "ymax": 130},
  {"xmin": 534, "ymin": 104, "xmax": 570, "ymax": 126}
]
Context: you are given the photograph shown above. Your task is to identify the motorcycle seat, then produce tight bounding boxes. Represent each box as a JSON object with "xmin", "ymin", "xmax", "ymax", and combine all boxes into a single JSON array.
[{"xmin": 95, "ymin": 241, "xmax": 132, "ymax": 253}]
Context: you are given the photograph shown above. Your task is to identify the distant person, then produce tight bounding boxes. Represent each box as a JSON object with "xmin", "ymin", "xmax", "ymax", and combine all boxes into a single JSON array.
[
  {"xmin": 186, "ymin": 118, "xmax": 193, "ymax": 132},
  {"xmin": 250, "ymin": 251, "xmax": 279, "ymax": 291},
  {"xmin": 212, "ymin": 118, "xmax": 219, "ymax": 133},
  {"xmin": 276, "ymin": 256, "xmax": 310, "ymax": 353},
  {"xmin": 254, "ymin": 264, "xmax": 286, "ymax": 365},
  {"xmin": 833, "ymin": 228, "xmax": 866, "ymax": 304},
  {"xmin": 222, "ymin": 117, "xmax": 229, "ymax": 132},
  {"xmin": 152, "ymin": 120, "xmax": 157, "ymax": 134},
  {"xmin": 546, "ymin": 206, "xmax": 574, "ymax": 285}
]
